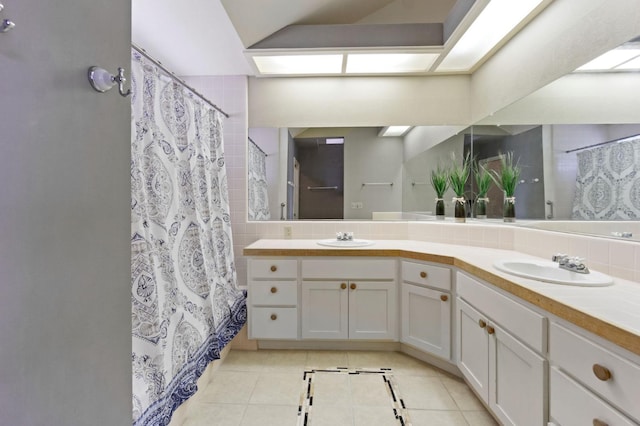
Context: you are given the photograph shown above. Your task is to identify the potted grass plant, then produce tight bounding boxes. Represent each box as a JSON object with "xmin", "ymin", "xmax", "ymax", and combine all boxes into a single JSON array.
[
  {"xmin": 489, "ymin": 152, "xmax": 521, "ymax": 222},
  {"xmin": 449, "ymin": 153, "xmax": 471, "ymax": 223},
  {"xmin": 475, "ymin": 161, "xmax": 492, "ymax": 219},
  {"xmin": 430, "ymin": 165, "xmax": 449, "ymax": 220}
]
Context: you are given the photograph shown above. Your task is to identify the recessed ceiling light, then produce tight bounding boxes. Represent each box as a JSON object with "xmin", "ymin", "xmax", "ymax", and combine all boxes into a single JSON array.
[
  {"xmin": 577, "ymin": 48, "xmax": 640, "ymax": 71},
  {"xmin": 346, "ymin": 53, "xmax": 439, "ymax": 74},
  {"xmin": 253, "ymin": 55, "xmax": 343, "ymax": 75},
  {"xmin": 380, "ymin": 126, "xmax": 412, "ymax": 137},
  {"xmin": 437, "ymin": 0, "xmax": 544, "ymax": 72}
]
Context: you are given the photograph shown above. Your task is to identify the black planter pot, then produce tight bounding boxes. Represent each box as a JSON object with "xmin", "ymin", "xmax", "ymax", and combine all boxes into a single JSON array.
[{"xmin": 435, "ymin": 199, "xmax": 445, "ymax": 220}]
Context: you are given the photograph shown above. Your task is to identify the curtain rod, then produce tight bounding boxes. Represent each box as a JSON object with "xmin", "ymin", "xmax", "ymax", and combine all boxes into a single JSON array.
[
  {"xmin": 131, "ymin": 44, "xmax": 230, "ymax": 119},
  {"xmin": 248, "ymin": 137, "xmax": 268, "ymax": 156},
  {"xmin": 565, "ymin": 133, "xmax": 640, "ymax": 154}
]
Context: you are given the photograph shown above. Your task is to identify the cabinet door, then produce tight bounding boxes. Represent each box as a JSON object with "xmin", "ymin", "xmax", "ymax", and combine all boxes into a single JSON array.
[
  {"xmin": 457, "ymin": 298, "xmax": 490, "ymax": 403},
  {"xmin": 490, "ymin": 323, "xmax": 547, "ymax": 426},
  {"xmin": 301, "ymin": 281, "xmax": 348, "ymax": 339},
  {"xmin": 349, "ymin": 281, "xmax": 397, "ymax": 340},
  {"xmin": 401, "ymin": 283, "xmax": 450, "ymax": 359}
]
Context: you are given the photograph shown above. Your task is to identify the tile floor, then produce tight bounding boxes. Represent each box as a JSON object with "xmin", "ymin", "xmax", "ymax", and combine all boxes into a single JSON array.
[{"xmin": 177, "ymin": 350, "xmax": 499, "ymax": 426}]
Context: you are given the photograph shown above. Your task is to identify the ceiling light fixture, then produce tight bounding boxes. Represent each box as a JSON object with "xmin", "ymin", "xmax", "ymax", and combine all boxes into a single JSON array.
[
  {"xmin": 379, "ymin": 126, "xmax": 412, "ymax": 137},
  {"xmin": 325, "ymin": 137, "xmax": 344, "ymax": 145},
  {"xmin": 576, "ymin": 48, "xmax": 640, "ymax": 71},
  {"xmin": 436, "ymin": 0, "xmax": 544, "ymax": 72},
  {"xmin": 346, "ymin": 53, "xmax": 439, "ymax": 74},
  {"xmin": 252, "ymin": 54, "xmax": 343, "ymax": 75}
]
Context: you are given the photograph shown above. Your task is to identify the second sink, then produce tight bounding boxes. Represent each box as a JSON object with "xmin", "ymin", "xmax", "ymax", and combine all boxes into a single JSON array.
[{"xmin": 493, "ymin": 259, "xmax": 613, "ymax": 286}]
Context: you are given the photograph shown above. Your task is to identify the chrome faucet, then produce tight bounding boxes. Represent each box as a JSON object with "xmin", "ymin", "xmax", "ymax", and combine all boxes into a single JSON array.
[
  {"xmin": 552, "ymin": 254, "xmax": 590, "ymax": 274},
  {"xmin": 336, "ymin": 232, "xmax": 354, "ymax": 241}
]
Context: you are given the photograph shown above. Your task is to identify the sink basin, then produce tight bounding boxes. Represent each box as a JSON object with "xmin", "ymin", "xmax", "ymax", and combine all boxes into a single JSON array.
[
  {"xmin": 317, "ymin": 239, "xmax": 375, "ymax": 247},
  {"xmin": 493, "ymin": 259, "xmax": 613, "ymax": 286}
]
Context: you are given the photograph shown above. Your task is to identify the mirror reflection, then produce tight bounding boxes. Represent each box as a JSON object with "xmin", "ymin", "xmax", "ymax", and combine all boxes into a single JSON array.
[{"xmin": 249, "ymin": 123, "xmax": 640, "ymax": 224}]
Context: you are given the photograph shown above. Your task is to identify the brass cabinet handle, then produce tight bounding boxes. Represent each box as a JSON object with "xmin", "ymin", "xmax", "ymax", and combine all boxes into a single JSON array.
[
  {"xmin": 340, "ymin": 283, "xmax": 347, "ymax": 290},
  {"xmin": 593, "ymin": 364, "xmax": 612, "ymax": 381},
  {"xmin": 270, "ymin": 314, "xmax": 277, "ymax": 321},
  {"xmin": 593, "ymin": 419, "xmax": 609, "ymax": 426},
  {"xmin": 270, "ymin": 286, "xmax": 277, "ymax": 293},
  {"xmin": 270, "ymin": 265, "xmax": 277, "ymax": 272},
  {"xmin": 420, "ymin": 271, "xmax": 428, "ymax": 278},
  {"xmin": 350, "ymin": 283, "xmax": 357, "ymax": 290},
  {"xmin": 440, "ymin": 294, "xmax": 448, "ymax": 302},
  {"xmin": 486, "ymin": 325, "xmax": 495, "ymax": 335},
  {"xmin": 478, "ymin": 319, "xmax": 487, "ymax": 328}
]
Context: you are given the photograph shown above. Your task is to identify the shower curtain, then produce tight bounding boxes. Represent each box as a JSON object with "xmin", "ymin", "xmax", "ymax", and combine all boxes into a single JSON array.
[
  {"xmin": 247, "ymin": 139, "xmax": 271, "ymax": 220},
  {"xmin": 130, "ymin": 49, "xmax": 246, "ymax": 426},
  {"xmin": 572, "ymin": 136, "xmax": 640, "ymax": 219}
]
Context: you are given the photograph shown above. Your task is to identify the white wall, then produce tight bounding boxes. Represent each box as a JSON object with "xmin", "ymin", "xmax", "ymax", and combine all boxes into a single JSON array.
[
  {"xmin": 248, "ymin": 127, "xmax": 280, "ymax": 219},
  {"xmin": 343, "ymin": 128, "xmax": 404, "ymax": 219},
  {"xmin": 403, "ymin": 125, "xmax": 468, "ymax": 162},
  {"xmin": 0, "ymin": 1, "xmax": 131, "ymax": 424}
]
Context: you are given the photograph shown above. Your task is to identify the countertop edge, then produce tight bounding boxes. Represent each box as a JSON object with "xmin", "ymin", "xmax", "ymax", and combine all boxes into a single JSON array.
[{"xmin": 243, "ymin": 243, "xmax": 640, "ymax": 357}]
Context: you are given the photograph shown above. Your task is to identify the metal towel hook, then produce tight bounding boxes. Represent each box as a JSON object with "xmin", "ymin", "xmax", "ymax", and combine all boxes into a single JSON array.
[
  {"xmin": 0, "ymin": 3, "xmax": 16, "ymax": 33},
  {"xmin": 88, "ymin": 66, "xmax": 131, "ymax": 97}
]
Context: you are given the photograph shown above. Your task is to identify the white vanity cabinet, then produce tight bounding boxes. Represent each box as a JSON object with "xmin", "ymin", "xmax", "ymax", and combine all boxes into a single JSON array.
[
  {"xmin": 456, "ymin": 272, "xmax": 547, "ymax": 426},
  {"xmin": 247, "ymin": 258, "xmax": 298, "ymax": 339},
  {"xmin": 549, "ymin": 322, "xmax": 640, "ymax": 425},
  {"xmin": 400, "ymin": 261, "xmax": 451, "ymax": 359},
  {"xmin": 300, "ymin": 258, "xmax": 397, "ymax": 340}
]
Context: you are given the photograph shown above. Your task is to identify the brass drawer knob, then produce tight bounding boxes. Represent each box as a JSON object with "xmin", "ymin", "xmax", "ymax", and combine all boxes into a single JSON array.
[
  {"xmin": 350, "ymin": 283, "xmax": 357, "ymax": 290},
  {"xmin": 593, "ymin": 419, "xmax": 609, "ymax": 426},
  {"xmin": 486, "ymin": 325, "xmax": 495, "ymax": 335},
  {"xmin": 593, "ymin": 364, "xmax": 612, "ymax": 381},
  {"xmin": 440, "ymin": 294, "xmax": 448, "ymax": 302},
  {"xmin": 270, "ymin": 314, "xmax": 277, "ymax": 321},
  {"xmin": 420, "ymin": 271, "xmax": 428, "ymax": 278},
  {"xmin": 341, "ymin": 283, "xmax": 347, "ymax": 290},
  {"xmin": 478, "ymin": 319, "xmax": 487, "ymax": 328},
  {"xmin": 270, "ymin": 265, "xmax": 277, "ymax": 272},
  {"xmin": 270, "ymin": 287, "xmax": 277, "ymax": 293}
]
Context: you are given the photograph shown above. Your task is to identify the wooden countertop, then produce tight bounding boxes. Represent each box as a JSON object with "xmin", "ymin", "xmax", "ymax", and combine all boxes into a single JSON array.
[{"xmin": 244, "ymin": 239, "xmax": 640, "ymax": 357}]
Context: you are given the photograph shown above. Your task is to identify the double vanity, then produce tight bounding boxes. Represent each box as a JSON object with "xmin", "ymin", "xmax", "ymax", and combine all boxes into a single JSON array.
[{"xmin": 243, "ymin": 239, "xmax": 640, "ymax": 426}]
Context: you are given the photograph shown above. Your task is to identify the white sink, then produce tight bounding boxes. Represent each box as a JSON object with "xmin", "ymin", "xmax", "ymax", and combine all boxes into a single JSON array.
[
  {"xmin": 317, "ymin": 239, "xmax": 376, "ymax": 247},
  {"xmin": 493, "ymin": 259, "xmax": 613, "ymax": 286}
]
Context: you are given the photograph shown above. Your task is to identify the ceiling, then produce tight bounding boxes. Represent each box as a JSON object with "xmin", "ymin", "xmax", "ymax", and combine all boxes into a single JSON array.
[{"xmin": 132, "ymin": 0, "xmax": 547, "ymax": 77}]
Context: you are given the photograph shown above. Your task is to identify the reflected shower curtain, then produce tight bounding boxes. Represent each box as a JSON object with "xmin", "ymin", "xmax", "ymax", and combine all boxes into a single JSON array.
[
  {"xmin": 247, "ymin": 139, "xmax": 271, "ymax": 220},
  {"xmin": 572, "ymin": 136, "xmax": 640, "ymax": 219},
  {"xmin": 130, "ymin": 50, "xmax": 246, "ymax": 426}
]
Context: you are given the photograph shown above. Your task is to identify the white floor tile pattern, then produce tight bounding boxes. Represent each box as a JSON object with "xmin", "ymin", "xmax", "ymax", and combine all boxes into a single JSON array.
[{"xmin": 179, "ymin": 350, "xmax": 498, "ymax": 426}]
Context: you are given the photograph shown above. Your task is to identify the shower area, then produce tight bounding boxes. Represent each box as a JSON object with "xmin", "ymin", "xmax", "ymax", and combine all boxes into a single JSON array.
[{"xmin": 129, "ymin": 47, "xmax": 246, "ymax": 426}]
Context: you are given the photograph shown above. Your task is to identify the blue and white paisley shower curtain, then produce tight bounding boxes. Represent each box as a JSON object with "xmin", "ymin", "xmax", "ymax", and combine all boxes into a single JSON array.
[
  {"xmin": 572, "ymin": 136, "xmax": 640, "ymax": 219},
  {"xmin": 247, "ymin": 139, "xmax": 271, "ymax": 220},
  {"xmin": 130, "ymin": 50, "xmax": 246, "ymax": 426}
]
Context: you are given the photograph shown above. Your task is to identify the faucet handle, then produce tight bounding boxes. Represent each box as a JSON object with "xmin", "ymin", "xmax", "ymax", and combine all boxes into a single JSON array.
[{"xmin": 552, "ymin": 253, "xmax": 567, "ymax": 263}]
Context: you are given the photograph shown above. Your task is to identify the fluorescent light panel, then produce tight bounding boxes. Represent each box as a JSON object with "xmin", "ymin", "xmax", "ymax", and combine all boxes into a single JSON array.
[
  {"xmin": 325, "ymin": 137, "xmax": 344, "ymax": 144},
  {"xmin": 380, "ymin": 126, "xmax": 412, "ymax": 137},
  {"xmin": 437, "ymin": 0, "xmax": 544, "ymax": 71},
  {"xmin": 577, "ymin": 48, "xmax": 640, "ymax": 71},
  {"xmin": 616, "ymin": 55, "xmax": 640, "ymax": 70},
  {"xmin": 346, "ymin": 53, "xmax": 439, "ymax": 74},
  {"xmin": 253, "ymin": 55, "xmax": 343, "ymax": 75}
]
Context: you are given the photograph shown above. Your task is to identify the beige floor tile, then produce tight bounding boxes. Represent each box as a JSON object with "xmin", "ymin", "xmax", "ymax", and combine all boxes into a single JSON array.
[
  {"xmin": 183, "ymin": 403, "xmax": 245, "ymax": 426},
  {"xmin": 308, "ymin": 404, "xmax": 353, "ymax": 426},
  {"xmin": 408, "ymin": 409, "xmax": 468, "ymax": 426},
  {"xmin": 306, "ymin": 350, "xmax": 349, "ymax": 368},
  {"xmin": 462, "ymin": 410, "xmax": 500, "ymax": 426},
  {"xmin": 394, "ymin": 376, "xmax": 458, "ymax": 410},
  {"xmin": 353, "ymin": 405, "xmax": 398, "ymax": 426},
  {"xmin": 312, "ymin": 372, "xmax": 352, "ymax": 406},
  {"xmin": 249, "ymin": 372, "xmax": 303, "ymax": 405},
  {"xmin": 347, "ymin": 351, "xmax": 396, "ymax": 369},
  {"xmin": 263, "ymin": 350, "xmax": 308, "ymax": 372},
  {"xmin": 349, "ymin": 374, "xmax": 392, "ymax": 407},
  {"xmin": 240, "ymin": 404, "xmax": 299, "ymax": 426},
  {"xmin": 381, "ymin": 352, "xmax": 443, "ymax": 377},
  {"xmin": 440, "ymin": 376, "xmax": 485, "ymax": 411},
  {"xmin": 218, "ymin": 350, "xmax": 269, "ymax": 372},
  {"xmin": 198, "ymin": 371, "xmax": 259, "ymax": 404}
]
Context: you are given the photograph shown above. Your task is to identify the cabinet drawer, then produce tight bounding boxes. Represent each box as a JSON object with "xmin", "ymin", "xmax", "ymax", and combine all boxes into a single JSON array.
[
  {"xmin": 401, "ymin": 261, "xmax": 450, "ymax": 291},
  {"xmin": 249, "ymin": 259, "xmax": 297, "ymax": 279},
  {"xmin": 250, "ymin": 281, "xmax": 297, "ymax": 306},
  {"xmin": 550, "ymin": 322, "xmax": 640, "ymax": 422},
  {"xmin": 250, "ymin": 307, "xmax": 298, "ymax": 339},
  {"xmin": 550, "ymin": 367, "xmax": 637, "ymax": 426},
  {"xmin": 302, "ymin": 259, "xmax": 395, "ymax": 280},
  {"xmin": 457, "ymin": 272, "xmax": 546, "ymax": 353}
]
